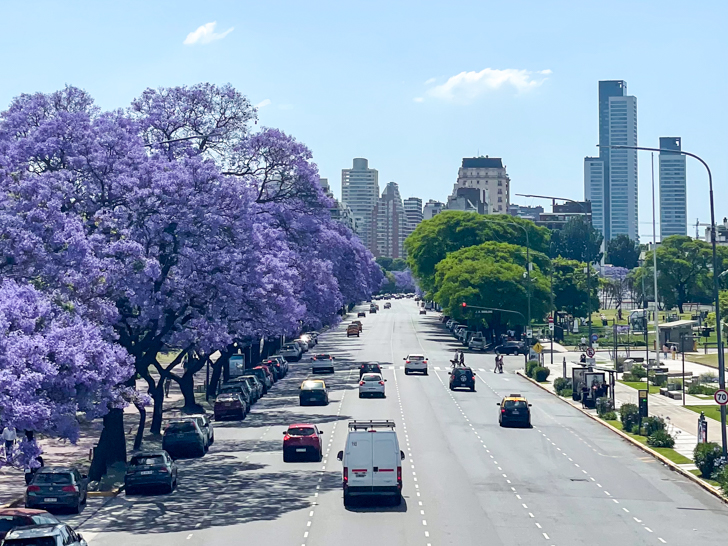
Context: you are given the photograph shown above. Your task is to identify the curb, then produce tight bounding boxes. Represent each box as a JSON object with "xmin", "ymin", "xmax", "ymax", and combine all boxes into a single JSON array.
[
  {"xmin": 516, "ymin": 371, "xmax": 728, "ymax": 506},
  {"xmin": 88, "ymin": 486, "xmax": 124, "ymax": 498},
  {"xmin": 0, "ymin": 497, "xmax": 24, "ymax": 509}
]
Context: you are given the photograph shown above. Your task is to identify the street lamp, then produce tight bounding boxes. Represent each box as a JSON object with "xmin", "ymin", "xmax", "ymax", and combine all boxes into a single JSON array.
[
  {"xmin": 599, "ymin": 143, "xmax": 726, "ymax": 459},
  {"xmin": 516, "ymin": 193, "xmax": 594, "ymax": 348}
]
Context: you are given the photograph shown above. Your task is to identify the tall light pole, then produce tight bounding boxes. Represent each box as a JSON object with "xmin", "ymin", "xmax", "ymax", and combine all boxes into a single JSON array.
[
  {"xmin": 516, "ymin": 194, "xmax": 594, "ymax": 348},
  {"xmin": 599, "ymin": 143, "xmax": 726, "ymax": 459}
]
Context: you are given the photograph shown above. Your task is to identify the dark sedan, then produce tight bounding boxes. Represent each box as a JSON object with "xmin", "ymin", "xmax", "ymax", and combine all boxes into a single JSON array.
[
  {"xmin": 311, "ymin": 354, "xmax": 335, "ymax": 374},
  {"xmin": 125, "ymin": 451, "xmax": 178, "ymax": 495},
  {"xmin": 494, "ymin": 341, "xmax": 528, "ymax": 355},
  {"xmin": 25, "ymin": 468, "xmax": 88, "ymax": 513}
]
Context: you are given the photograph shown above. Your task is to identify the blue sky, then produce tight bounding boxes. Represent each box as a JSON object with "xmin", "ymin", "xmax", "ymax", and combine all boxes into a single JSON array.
[{"xmin": 1, "ymin": 0, "xmax": 725, "ymax": 240}]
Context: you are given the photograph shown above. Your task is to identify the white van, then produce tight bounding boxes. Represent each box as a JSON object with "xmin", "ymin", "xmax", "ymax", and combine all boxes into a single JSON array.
[{"xmin": 336, "ymin": 420, "xmax": 405, "ymax": 506}]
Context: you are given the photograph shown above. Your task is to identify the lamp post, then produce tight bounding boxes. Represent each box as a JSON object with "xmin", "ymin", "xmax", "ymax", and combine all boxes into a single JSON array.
[
  {"xmin": 599, "ymin": 143, "xmax": 726, "ymax": 459},
  {"xmin": 516, "ymin": 194, "xmax": 594, "ymax": 348}
]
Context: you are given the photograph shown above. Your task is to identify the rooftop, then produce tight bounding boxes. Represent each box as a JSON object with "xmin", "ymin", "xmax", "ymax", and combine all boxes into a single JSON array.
[{"xmin": 462, "ymin": 157, "xmax": 503, "ymax": 169}]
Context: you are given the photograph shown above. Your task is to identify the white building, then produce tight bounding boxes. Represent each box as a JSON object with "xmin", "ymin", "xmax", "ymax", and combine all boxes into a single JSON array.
[
  {"xmin": 659, "ymin": 137, "xmax": 687, "ymax": 238},
  {"xmin": 341, "ymin": 158, "xmax": 379, "ymax": 249},
  {"xmin": 454, "ymin": 156, "xmax": 509, "ymax": 213},
  {"xmin": 320, "ymin": 177, "xmax": 357, "ymax": 232},
  {"xmin": 371, "ymin": 182, "xmax": 406, "ymax": 259},
  {"xmin": 607, "ymin": 94, "xmax": 639, "ymax": 240},
  {"xmin": 403, "ymin": 197, "xmax": 423, "ymax": 239},
  {"xmin": 584, "ymin": 158, "xmax": 605, "ymax": 234},
  {"xmin": 423, "ymin": 199, "xmax": 445, "ymax": 220}
]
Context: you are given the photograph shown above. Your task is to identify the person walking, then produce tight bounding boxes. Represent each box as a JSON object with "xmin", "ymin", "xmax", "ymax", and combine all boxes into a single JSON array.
[
  {"xmin": 671, "ymin": 345, "xmax": 677, "ymax": 360},
  {"xmin": 459, "ymin": 351, "xmax": 465, "ymax": 366},
  {"xmin": 2, "ymin": 425, "xmax": 16, "ymax": 459}
]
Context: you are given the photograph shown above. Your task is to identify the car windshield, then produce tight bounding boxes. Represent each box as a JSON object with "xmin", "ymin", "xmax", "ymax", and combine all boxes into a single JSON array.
[
  {"xmin": 167, "ymin": 422, "xmax": 196, "ymax": 433},
  {"xmin": 315, "ymin": 354, "xmax": 331, "ymax": 359},
  {"xmin": 4, "ymin": 538, "xmax": 57, "ymax": 546},
  {"xmin": 216, "ymin": 393, "xmax": 238, "ymax": 402},
  {"xmin": 130, "ymin": 455, "xmax": 165, "ymax": 466},
  {"xmin": 33, "ymin": 473, "xmax": 72, "ymax": 485},
  {"xmin": 301, "ymin": 381, "xmax": 324, "ymax": 390},
  {"xmin": 504, "ymin": 400, "xmax": 528, "ymax": 409},
  {"xmin": 283, "ymin": 345, "xmax": 296, "ymax": 350},
  {"xmin": 362, "ymin": 374, "xmax": 381, "ymax": 381},
  {"xmin": 457, "ymin": 369, "xmax": 471, "ymax": 377},
  {"xmin": 287, "ymin": 427, "xmax": 316, "ymax": 436}
]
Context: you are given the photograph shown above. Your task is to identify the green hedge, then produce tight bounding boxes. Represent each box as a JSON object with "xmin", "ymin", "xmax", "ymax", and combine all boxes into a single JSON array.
[
  {"xmin": 553, "ymin": 377, "xmax": 571, "ymax": 392},
  {"xmin": 534, "ymin": 367, "xmax": 550, "ymax": 382},
  {"xmin": 694, "ymin": 442, "xmax": 722, "ymax": 478},
  {"xmin": 619, "ymin": 403, "xmax": 640, "ymax": 432},
  {"xmin": 647, "ymin": 430, "xmax": 675, "ymax": 448},
  {"xmin": 525, "ymin": 360, "xmax": 539, "ymax": 378}
]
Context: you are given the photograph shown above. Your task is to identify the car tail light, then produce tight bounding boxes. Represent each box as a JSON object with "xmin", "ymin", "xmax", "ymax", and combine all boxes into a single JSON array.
[
  {"xmin": 379, "ymin": 381, "xmax": 385, "ymax": 386},
  {"xmin": 397, "ymin": 466, "xmax": 402, "ymax": 484},
  {"xmin": 27, "ymin": 485, "xmax": 40, "ymax": 492},
  {"xmin": 158, "ymin": 468, "xmax": 169, "ymax": 473},
  {"xmin": 343, "ymin": 467, "xmax": 348, "ymax": 483},
  {"xmin": 472, "ymin": 376, "xmax": 476, "ymax": 380},
  {"xmin": 405, "ymin": 360, "xmax": 410, "ymax": 364},
  {"xmin": 283, "ymin": 434, "xmax": 290, "ymax": 440},
  {"xmin": 62, "ymin": 485, "xmax": 79, "ymax": 493},
  {"xmin": 359, "ymin": 381, "xmax": 365, "ymax": 386},
  {"xmin": 501, "ymin": 408, "xmax": 506, "ymax": 413}
]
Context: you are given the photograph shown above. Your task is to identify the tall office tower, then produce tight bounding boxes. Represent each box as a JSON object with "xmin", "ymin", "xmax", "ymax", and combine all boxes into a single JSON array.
[
  {"xmin": 320, "ymin": 177, "xmax": 358, "ymax": 232},
  {"xmin": 659, "ymin": 137, "xmax": 687, "ymax": 238},
  {"xmin": 583, "ymin": 157, "xmax": 605, "ymax": 233},
  {"xmin": 403, "ymin": 197, "xmax": 424, "ymax": 239},
  {"xmin": 592, "ymin": 80, "xmax": 638, "ymax": 240},
  {"xmin": 423, "ymin": 199, "xmax": 445, "ymax": 219},
  {"xmin": 370, "ymin": 182, "xmax": 406, "ymax": 258},
  {"xmin": 455, "ymin": 156, "xmax": 509, "ymax": 213},
  {"xmin": 341, "ymin": 158, "xmax": 379, "ymax": 248}
]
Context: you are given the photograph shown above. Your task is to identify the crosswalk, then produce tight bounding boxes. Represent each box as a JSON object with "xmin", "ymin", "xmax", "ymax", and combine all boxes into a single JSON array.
[{"xmin": 389, "ymin": 366, "xmax": 489, "ymax": 372}]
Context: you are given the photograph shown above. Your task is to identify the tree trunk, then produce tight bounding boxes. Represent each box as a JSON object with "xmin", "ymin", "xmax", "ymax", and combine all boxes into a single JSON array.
[
  {"xmin": 133, "ymin": 401, "xmax": 146, "ymax": 451},
  {"xmin": 208, "ymin": 346, "xmax": 233, "ymax": 399},
  {"xmin": 178, "ymin": 371, "xmax": 203, "ymax": 413},
  {"xmin": 149, "ymin": 381, "xmax": 165, "ymax": 435},
  {"xmin": 89, "ymin": 408, "xmax": 126, "ymax": 481}
]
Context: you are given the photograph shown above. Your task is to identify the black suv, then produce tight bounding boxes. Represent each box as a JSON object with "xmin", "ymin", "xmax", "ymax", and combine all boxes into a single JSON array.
[
  {"xmin": 448, "ymin": 367, "xmax": 476, "ymax": 391},
  {"xmin": 494, "ymin": 341, "xmax": 528, "ymax": 355},
  {"xmin": 359, "ymin": 362, "xmax": 382, "ymax": 378}
]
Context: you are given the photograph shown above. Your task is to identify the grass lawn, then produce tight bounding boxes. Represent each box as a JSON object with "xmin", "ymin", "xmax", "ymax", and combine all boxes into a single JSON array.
[
  {"xmin": 618, "ymin": 380, "xmax": 661, "ymax": 394},
  {"xmin": 689, "ymin": 469, "xmax": 722, "ymax": 488},
  {"xmin": 685, "ymin": 404, "xmax": 722, "ymax": 422},
  {"xmin": 684, "ymin": 352, "xmax": 728, "ymax": 369},
  {"xmin": 604, "ymin": 419, "xmax": 692, "ymax": 465}
]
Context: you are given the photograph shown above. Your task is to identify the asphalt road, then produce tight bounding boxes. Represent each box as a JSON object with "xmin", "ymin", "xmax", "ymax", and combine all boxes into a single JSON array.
[{"xmin": 66, "ymin": 299, "xmax": 728, "ymax": 545}]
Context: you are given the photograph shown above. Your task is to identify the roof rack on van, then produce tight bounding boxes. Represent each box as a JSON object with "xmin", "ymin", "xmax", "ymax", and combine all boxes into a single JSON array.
[{"xmin": 348, "ymin": 420, "xmax": 396, "ymax": 430}]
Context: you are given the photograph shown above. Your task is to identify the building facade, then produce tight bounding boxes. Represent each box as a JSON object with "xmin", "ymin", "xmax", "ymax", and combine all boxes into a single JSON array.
[
  {"xmin": 508, "ymin": 204, "xmax": 544, "ymax": 222},
  {"xmin": 402, "ymin": 197, "xmax": 423, "ymax": 239},
  {"xmin": 454, "ymin": 156, "xmax": 509, "ymax": 213},
  {"xmin": 446, "ymin": 186, "xmax": 490, "ymax": 214},
  {"xmin": 587, "ymin": 80, "xmax": 639, "ymax": 241},
  {"xmin": 423, "ymin": 199, "xmax": 445, "ymax": 220},
  {"xmin": 320, "ymin": 177, "xmax": 357, "ymax": 232},
  {"xmin": 659, "ymin": 137, "xmax": 687, "ymax": 238},
  {"xmin": 370, "ymin": 182, "xmax": 406, "ymax": 259},
  {"xmin": 341, "ymin": 158, "xmax": 379, "ymax": 249}
]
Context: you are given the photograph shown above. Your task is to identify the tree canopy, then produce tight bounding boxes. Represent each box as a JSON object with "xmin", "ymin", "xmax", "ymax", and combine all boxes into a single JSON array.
[
  {"xmin": 551, "ymin": 216, "xmax": 604, "ymax": 264},
  {"xmin": 605, "ymin": 234, "xmax": 640, "ymax": 269},
  {"xmin": 552, "ymin": 258, "xmax": 600, "ymax": 318}
]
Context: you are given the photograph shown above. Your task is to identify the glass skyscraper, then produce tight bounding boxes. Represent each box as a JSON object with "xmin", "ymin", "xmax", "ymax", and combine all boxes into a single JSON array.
[{"xmin": 659, "ymin": 137, "xmax": 687, "ymax": 238}]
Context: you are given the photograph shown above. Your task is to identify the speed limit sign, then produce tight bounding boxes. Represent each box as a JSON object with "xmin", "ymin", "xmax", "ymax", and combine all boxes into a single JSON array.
[
  {"xmin": 586, "ymin": 347, "xmax": 595, "ymax": 358},
  {"xmin": 715, "ymin": 389, "xmax": 728, "ymax": 406}
]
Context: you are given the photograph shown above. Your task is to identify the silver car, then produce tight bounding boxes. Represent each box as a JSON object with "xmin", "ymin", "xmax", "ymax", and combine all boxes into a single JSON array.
[
  {"xmin": 3, "ymin": 524, "xmax": 87, "ymax": 546},
  {"xmin": 469, "ymin": 336, "xmax": 487, "ymax": 350}
]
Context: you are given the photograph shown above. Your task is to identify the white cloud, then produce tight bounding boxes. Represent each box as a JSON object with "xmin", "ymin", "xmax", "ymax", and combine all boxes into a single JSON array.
[
  {"xmin": 413, "ymin": 97, "xmax": 424, "ymax": 103},
  {"xmin": 255, "ymin": 99, "xmax": 271, "ymax": 109},
  {"xmin": 424, "ymin": 77, "xmax": 436, "ymax": 85},
  {"xmin": 427, "ymin": 68, "xmax": 551, "ymax": 102},
  {"xmin": 183, "ymin": 22, "xmax": 234, "ymax": 45}
]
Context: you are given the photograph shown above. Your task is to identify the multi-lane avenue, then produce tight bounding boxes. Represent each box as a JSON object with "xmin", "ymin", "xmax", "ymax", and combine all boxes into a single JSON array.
[{"xmin": 69, "ymin": 299, "xmax": 728, "ymax": 545}]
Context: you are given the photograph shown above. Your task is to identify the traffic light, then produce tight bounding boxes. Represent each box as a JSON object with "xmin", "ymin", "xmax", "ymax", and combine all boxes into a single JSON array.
[
  {"xmin": 638, "ymin": 389, "xmax": 648, "ymax": 417},
  {"xmin": 462, "ymin": 302, "xmax": 467, "ymax": 308}
]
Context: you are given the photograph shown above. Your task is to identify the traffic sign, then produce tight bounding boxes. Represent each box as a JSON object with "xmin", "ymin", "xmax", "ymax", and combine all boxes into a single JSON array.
[
  {"xmin": 585, "ymin": 347, "xmax": 595, "ymax": 358},
  {"xmin": 526, "ymin": 328, "xmax": 533, "ymax": 337},
  {"xmin": 548, "ymin": 316, "xmax": 554, "ymax": 323},
  {"xmin": 548, "ymin": 322, "xmax": 554, "ymax": 331},
  {"xmin": 715, "ymin": 389, "xmax": 728, "ymax": 406},
  {"xmin": 590, "ymin": 334, "xmax": 599, "ymax": 342},
  {"xmin": 533, "ymin": 342, "xmax": 543, "ymax": 354}
]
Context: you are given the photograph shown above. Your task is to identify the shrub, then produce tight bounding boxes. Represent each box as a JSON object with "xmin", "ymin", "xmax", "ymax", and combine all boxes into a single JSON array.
[
  {"xmin": 631, "ymin": 363, "xmax": 647, "ymax": 379},
  {"xmin": 647, "ymin": 430, "xmax": 675, "ymax": 448},
  {"xmin": 715, "ymin": 465, "xmax": 728, "ymax": 494},
  {"xmin": 621, "ymin": 373, "xmax": 637, "ymax": 382},
  {"xmin": 557, "ymin": 388, "xmax": 573, "ymax": 398},
  {"xmin": 694, "ymin": 442, "xmax": 722, "ymax": 478},
  {"xmin": 596, "ymin": 396, "xmax": 614, "ymax": 417},
  {"xmin": 601, "ymin": 411, "xmax": 618, "ymax": 421},
  {"xmin": 630, "ymin": 423, "xmax": 643, "ymax": 435},
  {"xmin": 642, "ymin": 416, "xmax": 666, "ymax": 436},
  {"xmin": 525, "ymin": 360, "xmax": 539, "ymax": 378},
  {"xmin": 534, "ymin": 367, "xmax": 550, "ymax": 382},
  {"xmin": 553, "ymin": 377, "xmax": 572, "ymax": 392},
  {"xmin": 688, "ymin": 383, "xmax": 717, "ymax": 396},
  {"xmin": 619, "ymin": 403, "xmax": 640, "ymax": 432}
]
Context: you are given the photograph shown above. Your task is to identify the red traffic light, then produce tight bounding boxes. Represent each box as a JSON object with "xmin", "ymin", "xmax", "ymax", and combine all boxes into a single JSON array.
[{"xmin": 462, "ymin": 302, "xmax": 467, "ymax": 307}]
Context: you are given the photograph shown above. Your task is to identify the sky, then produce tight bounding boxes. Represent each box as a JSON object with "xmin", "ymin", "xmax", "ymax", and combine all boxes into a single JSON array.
[{"xmin": 1, "ymin": 0, "xmax": 726, "ymax": 240}]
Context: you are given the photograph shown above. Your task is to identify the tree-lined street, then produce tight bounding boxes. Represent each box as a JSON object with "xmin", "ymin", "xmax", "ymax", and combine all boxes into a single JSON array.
[{"xmin": 56, "ymin": 300, "xmax": 728, "ymax": 545}]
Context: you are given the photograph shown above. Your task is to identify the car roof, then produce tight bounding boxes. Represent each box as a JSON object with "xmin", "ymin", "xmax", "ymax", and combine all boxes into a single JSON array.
[
  {"xmin": 36, "ymin": 467, "xmax": 74, "ymax": 474},
  {"xmin": 301, "ymin": 379, "xmax": 325, "ymax": 387},
  {"xmin": 407, "ymin": 354, "xmax": 425, "ymax": 358},
  {"xmin": 0, "ymin": 508, "xmax": 52, "ymax": 517},
  {"xmin": 6, "ymin": 524, "xmax": 62, "ymax": 538},
  {"xmin": 130, "ymin": 450, "xmax": 167, "ymax": 457},
  {"xmin": 454, "ymin": 366, "xmax": 473, "ymax": 371},
  {"xmin": 289, "ymin": 423, "xmax": 318, "ymax": 429},
  {"xmin": 502, "ymin": 394, "xmax": 528, "ymax": 401}
]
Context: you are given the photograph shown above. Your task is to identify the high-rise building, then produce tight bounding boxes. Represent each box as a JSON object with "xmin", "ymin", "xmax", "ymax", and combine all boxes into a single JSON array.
[
  {"xmin": 454, "ymin": 156, "xmax": 509, "ymax": 213},
  {"xmin": 370, "ymin": 182, "xmax": 406, "ymax": 258},
  {"xmin": 320, "ymin": 177, "xmax": 357, "ymax": 232},
  {"xmin": 446, "ymin": 187, "xmax": 490, "ymax": 214},
  {"xmin": 587, "ymin": 80, "xmax": 639, "ymax": 240},
  {"xmin": 341, "ymin": 158, "xmax": 379, "ymax": 249},
  {"xmin": 403, "ymin": 197, "xmax": 423, "ymax": 239},
  {"xmin": 423, "ymin": 199, "xmax": 445, "ymax": 220},
  {"xmin": 508, "ymin": 204, "xmax": 544, "ymax": 222},
  {"xmin": 659, "ymin": 137, "xmax": 687, "ymax": 239}
]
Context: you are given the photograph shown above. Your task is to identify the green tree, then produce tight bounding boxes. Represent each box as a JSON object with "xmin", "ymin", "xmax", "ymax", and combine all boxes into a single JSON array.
[
  {"xmin": 605, "ymin": 234, "xmax": 640, "ymax": 269},
  {"xmin": 405, "ymin": 211, "xmax": 550, "ymax": 297},
  {"xmin": 552, "ymin": 257, "xmax": 599, "ymax": 318},
  {"xmin": 552, "ymin": 216, "xmax": 603, "ymax": 264},
  {"xmin": 375, "ymin": 257, "xmax": 407, "ymax": 271}
]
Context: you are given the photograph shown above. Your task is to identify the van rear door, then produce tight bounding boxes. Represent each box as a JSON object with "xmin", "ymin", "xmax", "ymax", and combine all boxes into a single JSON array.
[
  {"xmin": 346, "ymin": 433, "xmax": 373, "ymax": 488},
  {"xmin": 371, "ymin": 433, "xmax": 398, "ymax": 489}
]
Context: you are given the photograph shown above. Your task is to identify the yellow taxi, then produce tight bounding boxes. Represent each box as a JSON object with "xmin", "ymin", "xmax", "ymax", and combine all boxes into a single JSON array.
[
  {"xmin": 299, "ymin": 379, "xmax": 329, "ymax": 406},
  {"xmin": 497, "ymin": 394, "xmax": 532, "ymax": 427}
]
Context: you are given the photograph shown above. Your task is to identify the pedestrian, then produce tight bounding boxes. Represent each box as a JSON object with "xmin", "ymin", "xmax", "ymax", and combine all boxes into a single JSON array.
[
  {"xmin": 671, "ymin": 345, "xmax": 677, "ymax": 360},
  {"xmin": 2, "ymin": 425, "xmax": 16, "ymax": 459},
  {"xmin": 662, "ymin": 344, "xmax": 669, "ymax": 359},
  {"xmin": 493, "ymin": 355, "xmax": 500, "ymax": 373},
  {"xmin": 459, "ymin": 351, "xmax": 465, "ymax": 366}
]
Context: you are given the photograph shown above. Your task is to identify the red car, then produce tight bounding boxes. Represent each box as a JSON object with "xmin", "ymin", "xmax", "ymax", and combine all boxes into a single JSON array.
[
  {"xmin": 282, "ymin": 424, "xmax": 324, "ymax": 462},
  {"xmin": 253, "ymin": 365, "xmax": 275, "ymax": 386},
  {"xmin": 0, "ymin": 508, "xmax": 60, "ymax": 540}
]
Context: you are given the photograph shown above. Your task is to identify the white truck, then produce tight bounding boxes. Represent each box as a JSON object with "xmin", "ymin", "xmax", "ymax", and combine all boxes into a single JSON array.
[{"xmin": 336, "ymin": 420, "xmax": 405, "ymax": 506}]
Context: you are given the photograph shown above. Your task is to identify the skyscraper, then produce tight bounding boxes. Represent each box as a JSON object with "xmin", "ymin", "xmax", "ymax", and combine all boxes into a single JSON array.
[
  {"xmin": 341, "ymin": 158, "xmax": 379, "ymax": 248},
  {"xmin": 454, "ymin": 156, "xmax": 509, "ymax": 213},
  {"xmin": 584, "ymin": 157, "xmax": 605, "ymax": 233},
  {"xmin": 586, "ymin": 80, "xmax": 639, "ymax": 240},
  {"xmin": 371, "ymin": 182, "xmax": 406, "ymax": 258},
  {"xmin": 403, "ymin": 197, "xmax": 423, "ymax": 239},
  {"xmin": 659, "ymin": 137, "xmax": 687, "ymax": 238}
]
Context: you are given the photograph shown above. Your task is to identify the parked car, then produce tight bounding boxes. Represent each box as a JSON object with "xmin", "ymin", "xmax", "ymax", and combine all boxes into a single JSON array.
[
  {"xmin": 239, "ymin": 375, "xmax": 265, "ymax": 400},
  {"xmin": 218, "ymin": 382, "xmax": 252, "ymax": 413},
  {"xmin": 337, "ymin": 420, "xmax": 404, "ymax": 506},
  {"xmin": 262, "ymin": 358, "xmax": 284, "ymax": 379},
  {"xmin": 249, "ymin": 367, "xmax": 273, "ymax": 392},
  {"xmin": 359, "ymin": 362, "xmax": 382, "ymax": 378},
  {"xmin": 162, "ymin": 419, "xmax": 206, "ymax": 458},
  {"xmin": 461, "ymin": 331, "xmax": 476, "ymax": 345},
  {"xmin": 468, "ymin": 335, "xmax": 487, "ymax": 350},
  {"xmin": 404, "ymin": 354, "xmax": 428, "ymax": 375},
  {"xmin": 228, "ymin": 376, "xmax": 260, "ymax": 404},
  {"xmin": 268, "ymin": 355, "xmax": 289, "ymax": 375},
  {"xmin": 3, "ymin": 524, "xmax": 87, "ymax": 546},
  {"xmin": 352, "ymin": 320, "xmax": 363, "ymax": 332},
  {"xmin": 347, "ymin": 324, "xmax": 360, "ymax": 337},
  {"xmin": 359, "ymin": 373, "xmax": 386, "ymax": 398},
  {"xmin": 124, "ymin": 451, "xmax": 178, "ymax": 495},
  {"xmin": 357, "ymin": 311, "xmax": 366, "ymax": 317},
  {"xmin": 214, "ymin": 392, "xmax": 247, "ymax": 420},
  {"xmin": 384, "ymin": 302, "xmax": 391, "ymax": 309},
  {"xmin": 300, "ymin": 333, "xmax": 316, "ymax": 348},
  {"xmin": 0, "ymin": 509, "xmax": 59, "ymax": 541},
  {"xmin": 254, "ymin": 364, "xmax": 276, "ymax": 386},
  {"xmin": 25, "ymin": 468, "xmax": 88, "ymax": 514},
  {"xmin": 299, "ymin": 379, "xmax": 329, "ymax": 406},
  {"xmin": 498, "ymin": 394, "xmax": 532, "ymax": 427},
  {"xmin": 312, "ymin": 353, "xmax": 335, "ymax": 374},
  {"xmin": 449, "ymin": 367, "xmax": 476, "ymax": 391},
  {"xmin": 494, "ymin": 341, "xmax": 528, "ymax": 355},
  {"xmin": 280, "ymin": 343, "xmax": 303, "ymax": 362},
  {"xmin": 283, "ymin": 424, "xmax": 324, "ymax": 462},
  {"xmin": 293, "ymin": 339, "xmax": 309, "ymax": 353},
  {"xmin": 188, "ymin": 415, "xmax": 214, "ymax": 448}
]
